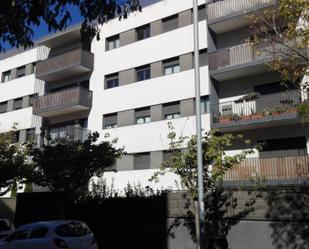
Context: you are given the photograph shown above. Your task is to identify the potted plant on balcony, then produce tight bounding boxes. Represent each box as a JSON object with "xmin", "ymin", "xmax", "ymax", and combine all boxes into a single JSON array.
[
  {"xmin": 297, "ymin": 102, "xmax": 309, "ymax": 123},
  {"xmin": 250, "ymin": 112, "xmax": 264, "ymax": 120}
]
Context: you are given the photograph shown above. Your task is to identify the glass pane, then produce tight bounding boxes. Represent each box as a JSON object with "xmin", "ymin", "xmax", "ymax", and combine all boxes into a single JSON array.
[
  {"xmin": 164, "ymin": 67, "xmax": 172, "ymax": 75},
  {"xmin": 173, "ymin": 113, "xmax": 181, "ymax": 119},
  {"xmin": 115, "ymin": 39, "xmax": 120, "ymax": 48},
  {"xmin": 173, "ymin": 65, "xmax": 180, "ymax": 73},
  {"xmin": 136, "ymin": 117, "xmax": 144, "ymax": 124},
  {"xmin": 145, "ymin": 116, "xmax": 151, "ymax": 123}
]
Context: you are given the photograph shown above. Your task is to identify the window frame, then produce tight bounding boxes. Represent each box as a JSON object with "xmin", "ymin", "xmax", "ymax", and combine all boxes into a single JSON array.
[
  {"xmin": 134, "ymin": 152, "xmax": 151, "ymax": 170},
  {"xmin": 135, "ymin": 107, "xmax": 151, "ymax": 124},
  {"xmin": 16, "ymin": 66, "xmax": 26, "ymax": 78},
  {"xmin": 106, "ymin": 35, "xmax": 120, "ymax": 51},
  {"xmin": 136, "ymin": 65, "xmax": 151, "ymax": 82},
  {"xmin": 163, "ymin": 58, "xmax": 180, "ymax": 76},
  {"xmin": 136, "ymin": 24, "xmax": 151, "ymax": 41},
  {"xmin": 163, "ymin": 101, "xmax": 181, "ymax": 120},
  {"xmin": 103, "ymin": 113, "xmax": 118, "ymax": 129},
  {"xmin": 162, "ymin": 14, "xmax": 179, "ymax": 33},
  {"xmin": 2, "ymin": 70, "xmax": 11, "ymax": 82},
  {"xmin": 105, "ymin": 73, "xmax": 119, "ymax": 89}
]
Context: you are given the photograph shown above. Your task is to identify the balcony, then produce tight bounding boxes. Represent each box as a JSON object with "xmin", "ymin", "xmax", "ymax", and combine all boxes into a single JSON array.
[
  {"xmin": 211, "ymin": 90, "xmax": 303, "ymax": 131},
  {"xmin": 38, "ymin": 126, "xmax": 90, "ymax": 144},
  {"xmin": 32, "ymin": 86, "xmax": 92, "ymax": 118},
  {"xmin": 224, "ymin": 155, "xmax": 309, "ymax": 183},
  {"xmin": 209, "ymin": 43, "xmax": 282, "ymax": 81},
  {"xmin": 207, "ymin": 0, "xmax": 277, "ymax": 33},
  {"xmin": 36, "ymin": 49, "xmax": 94, "ymax": 81}
]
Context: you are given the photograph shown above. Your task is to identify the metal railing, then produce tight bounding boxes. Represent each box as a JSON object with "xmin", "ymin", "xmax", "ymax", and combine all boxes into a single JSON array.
[
  {"xmin": 36, "ymin": 48, "xmax": 94, "ymax": 79},
  {"xmin": 224, "ymin": 155, "xmax": 309, "ymax": 181},
  {"xmin": 32, "ymin": 86, "xmax": 92, "ymax": 116},
  {"xmin": 207, "ymin": 0, "xmax": 277, "ymax": 23},
  {"xmin": 38, "ymin": 126, "xmax": 90, "ymax": 144},
  {"xmin": 209, "ymin": 42, "xmax": 284, "ymax": 73},
  {"xmin": 211, "ymin": 90, "xmax": 302, "ymax": 127}
]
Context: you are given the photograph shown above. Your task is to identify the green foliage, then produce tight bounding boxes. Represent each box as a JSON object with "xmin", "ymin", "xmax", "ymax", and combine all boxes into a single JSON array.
[
  {"xmin": 248, "ymin": 0, "xmax": 308, "ymax": 86},
  {"xmin": 0, "ymin": 0, "xmax": 142, "ymax": 52},
  {"xmin": 29, "ymin": 131, "xmax": 123, "ymax": 200},
  {"xmin": 151, "ymin": 122, "xmax": 254, "ymax": 199},
  {"xmin": 0, "ymin": 129, "xmax": 32, "ymax": 196},
  {"xmin": 88, "ymin": 178, "xmax": 163, "ymax": 200},
  {"xmin": 10, "ymin": 182, "xmax": 17, "ymax": 198},
  {"xmin": 297, "ymin": 101, "xmax": 309, "ymax": 123}
]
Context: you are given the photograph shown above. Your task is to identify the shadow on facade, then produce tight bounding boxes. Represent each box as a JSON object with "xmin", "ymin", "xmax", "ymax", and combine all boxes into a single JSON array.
[
  {"xmin": 266, "ymin": 186, "xmax": 309, "ymax": 249},
  {"xmin": 167, "ymin": 188, "xmax": 258, "ymax": 249}
]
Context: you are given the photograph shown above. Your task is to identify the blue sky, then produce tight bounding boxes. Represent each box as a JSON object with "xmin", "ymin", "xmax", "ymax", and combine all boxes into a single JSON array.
[
  {"xmin": 3, "ymin": 0, "xmax": 128, "ymax": 51},
  {"xmin": 32, "ymin": 4, "xmax": 83, "ymax": 41}
]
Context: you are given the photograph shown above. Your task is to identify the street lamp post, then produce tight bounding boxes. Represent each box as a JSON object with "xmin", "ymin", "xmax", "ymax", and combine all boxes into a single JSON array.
[{"xmin": 193, "ymin": 0, "xmax": 206, "ymax": 249}]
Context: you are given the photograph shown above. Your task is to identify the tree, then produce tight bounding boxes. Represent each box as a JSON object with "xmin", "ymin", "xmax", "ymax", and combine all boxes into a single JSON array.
[
  {"xmin": 29, "ymin": 131, "xmax": 123, "ymax": 200},
  {"xmin": 0, "ymin": 130, "xmax": 32, "ymax": 196},
  {"xmin": 248, "ymin": 0, "xmax": 308, "ymax": 87},
  {"xmin": 0, "ymin": 0, "xmax": 141, "ymax": 52},
  {"xmin": 151, "ymin": 123, "xmax": 260, "ymax": 247}
]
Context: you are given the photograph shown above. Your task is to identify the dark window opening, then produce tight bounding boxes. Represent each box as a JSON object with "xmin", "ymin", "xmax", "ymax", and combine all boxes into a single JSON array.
[
  {"xmin": 136, "ymin": 24, "xmax": 150, "ymax": 41},
  {"xmin": 136, "ymin": 65, "xmax": 151, "ymax": 81}
]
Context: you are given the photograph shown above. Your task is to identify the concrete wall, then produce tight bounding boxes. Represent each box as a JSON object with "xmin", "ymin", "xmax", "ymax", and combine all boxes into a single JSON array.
[{"xmin": 0, "ymin": 198, "xmax": 16, "ymax": 221}]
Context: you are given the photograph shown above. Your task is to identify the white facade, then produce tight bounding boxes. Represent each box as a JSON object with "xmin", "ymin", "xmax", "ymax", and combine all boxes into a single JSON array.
[{"xmin": 0, "ymin": 0, "xmax": 308, "ymax": 194}]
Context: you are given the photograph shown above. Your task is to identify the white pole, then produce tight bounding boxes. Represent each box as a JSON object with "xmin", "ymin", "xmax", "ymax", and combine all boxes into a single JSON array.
[{"xmin": 193, "ymin": 0, "xmax": 206, "ymax": 249}]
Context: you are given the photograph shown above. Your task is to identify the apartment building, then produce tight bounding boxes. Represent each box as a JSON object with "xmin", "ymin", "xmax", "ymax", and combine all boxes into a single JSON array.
[{"xmin": 0, "ymin": 0, "xmax": 308, "ymax": 192}]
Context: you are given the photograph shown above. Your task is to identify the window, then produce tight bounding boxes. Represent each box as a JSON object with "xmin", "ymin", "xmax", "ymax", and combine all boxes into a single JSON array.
[
  {"xmin": 198, "ymin": 4, "xmax": 206, "ymax": 21},
  {"xmin": 136, "ymin": 24, "xmax": 150, "ymax": 41},
  {"xmin": 163, "ymin": 58, "xmax": 180, "ymax": 75},
  {"xmin": 32, "ymin": 63, "xmax": 36, "ymax": 74},
  {"xmin": 26, "ymin": 128, "xmax": 35, "ymax": 142},
  {"xmin": 106, "ymin": 35, "xmax": 120, "ymax": 50},
  {"xmin": 134, "ymin": 152, "xmax": 150, "ymax": 170},
  {"xmin": 163, "ymin": 101, "xmax": 181, "ymax": 120},
  {"xmin": 199, "ymin": 96, "xmax": 210, "ymax": 114},
  {"xmin": 199, "ymin": 49, "xmax": 208, "ymax": 66},
  {"xmin": 136, "ymin": 65, "xmax": 150, "ymax": 81},
  {"xmin": 55, "ymin": 222, "xmax": 90, "ymax": 237},
  {"xmin": 135, "ymin": 107, "xmax": 151, "ymax": 124},
  {"xmin": 29, "ymin": 226, "xmax": 48, "ymax": 239},
  {"xmin": 0, "ymin": 220, "xmax": 10, "ymax": 232},
  {"xmin": 2, "ymin": 71, "xmax": 11, "ymax": 82},
  {"xmin": 28, "ymin": 94, "xmax": 38, "ymax": 107},
  {"xmin": 14, "ymin": 98, "xmax": 23, "ymax": 110},
  {"xmin": 6, "ymin": 228, "xmax": 30, "ymax": 241},
  {"xmin": 0, "ymin": 101, "xmax": 7, "ymax": 114},
  {"xmin": 103, "ymin": 113, "xmax": 118, "ymax": 129},
  {"xmin": 16, "ymin": 66, "xmax": 26, "ymax": 78},
  {"xmin": 105, "ymin": 73, "xmax": 119, "ymax": 89},
  {"xmin": 162, "ymin": 14, "xmax": 179, "ymax": 33}
]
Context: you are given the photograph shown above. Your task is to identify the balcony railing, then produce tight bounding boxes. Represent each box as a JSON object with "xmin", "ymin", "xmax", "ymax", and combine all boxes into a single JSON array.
[
  {"xmin": 224, "ymin": 155, "xmax": 309, "ymax": 182},
  {"xmin": 32, "ymin": 86, "xmax": 92, "ymax": 117},
  {"xmin": 211, "ymin": 90, "xmax": 302, "ymax": 128},
  {"xmin": 207, "ymin": 0, "xmax": 276, "ymax": 24},
  {"xmin": 209, "ymin": 42, "xmax": 284, "ymax": 74},
  {"xmin": 36, "ymin": 49, "xmax": 94, "ymax": 81},
  {"xmin": 38, "ymin": 126, "xmax": 90, "ymax": 144}
]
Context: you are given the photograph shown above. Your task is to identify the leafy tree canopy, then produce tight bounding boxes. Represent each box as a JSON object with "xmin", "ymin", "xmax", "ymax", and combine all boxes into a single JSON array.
[
  {"xmin": 0, "ymin": 0, "xmax": 141, "ymax": 52},
  {"xmin": 249, "ymin": 0, "xmax": 309, "ymax": 86},
  {"xmin": 29, "ymin": 131, "xmax": 123, "ymax": 199},
  {"xmin": 0, "ymin": 130, "xmax": 32, "ymax": 196}
]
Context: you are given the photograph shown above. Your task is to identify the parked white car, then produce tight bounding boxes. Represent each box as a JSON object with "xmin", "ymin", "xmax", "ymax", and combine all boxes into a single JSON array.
[
  {"xmin": 0, "ymin": 219, "xmax": 14, "ymax": 240},
  {"xmin": 0, "ymin": 220, "xmax": 97, "ymax": 249}
]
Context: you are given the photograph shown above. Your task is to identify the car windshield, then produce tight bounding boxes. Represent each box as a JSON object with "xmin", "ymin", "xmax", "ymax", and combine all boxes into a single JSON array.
[
  {"xmin": 0, "ymin": 220, "xmax": 10, "ymax": 232},
  {"xmin": 55, "ymin": 222, "xmax": 90, "ymax": 237}
]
